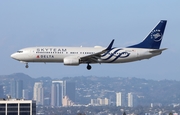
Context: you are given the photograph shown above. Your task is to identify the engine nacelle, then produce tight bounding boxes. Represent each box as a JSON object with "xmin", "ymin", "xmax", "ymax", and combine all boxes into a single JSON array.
[{"xmin": 63, "ymin": 56, "xmax": 80, "ymax": 66}]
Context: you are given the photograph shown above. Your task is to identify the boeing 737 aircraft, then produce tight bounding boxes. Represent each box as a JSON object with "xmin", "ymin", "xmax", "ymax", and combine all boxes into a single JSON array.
[{"xmin": 11, "ymin": 20, "xmax": 167, "ymax": 70}]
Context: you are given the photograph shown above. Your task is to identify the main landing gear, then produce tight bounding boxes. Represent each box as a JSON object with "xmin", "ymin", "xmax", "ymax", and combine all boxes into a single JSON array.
[
  {"xmin": 25, "ymin": 63, "xmax": 29, "ymax": 68},
  {"xmin": 87, "ymin": 63, "xmax": 92, "ymax": 70}
]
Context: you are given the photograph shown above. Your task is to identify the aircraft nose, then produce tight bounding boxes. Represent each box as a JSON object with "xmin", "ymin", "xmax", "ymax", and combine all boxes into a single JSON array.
[{"xmin": 11, "ymin": 53, "xmax": 18, "ymax": 60}]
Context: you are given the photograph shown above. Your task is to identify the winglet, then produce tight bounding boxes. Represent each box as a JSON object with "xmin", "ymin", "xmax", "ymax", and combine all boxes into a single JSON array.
[{"xmin": 106, "ymin": 39, "xmax": 114, "ymax": 51}]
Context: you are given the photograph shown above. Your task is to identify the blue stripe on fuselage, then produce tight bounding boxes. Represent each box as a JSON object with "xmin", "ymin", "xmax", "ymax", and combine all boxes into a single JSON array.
[
  {"xmin": 101, "ymin": 48, "xmax": 122, "ymax": 60},
  {"xmin": 108, "ymin": 52, "xmax": 130, "ymax": 63}
]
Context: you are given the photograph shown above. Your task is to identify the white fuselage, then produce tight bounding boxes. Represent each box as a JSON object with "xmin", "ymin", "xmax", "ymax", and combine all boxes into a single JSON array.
[{"xmin": 11, "ymin": 46, "xmax": 161, "ymax": 64}]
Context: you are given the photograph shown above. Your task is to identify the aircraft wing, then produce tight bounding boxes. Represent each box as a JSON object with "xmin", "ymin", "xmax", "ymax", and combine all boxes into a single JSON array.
[{"xmin": 80, "ymin": 39, "xmax": 114, "ymax": 63}]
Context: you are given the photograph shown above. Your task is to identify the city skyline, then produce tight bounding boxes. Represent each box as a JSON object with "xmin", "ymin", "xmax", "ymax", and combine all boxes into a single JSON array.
[{"xmin": 1, "ymin": 73, "xmax": 180, "ymax": 107}]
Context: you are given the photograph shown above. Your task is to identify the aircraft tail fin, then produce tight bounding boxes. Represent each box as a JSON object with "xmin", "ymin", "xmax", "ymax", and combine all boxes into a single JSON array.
[{"xmin": 128, "ymin": 20, "xmax": 167, "ymax": 49}]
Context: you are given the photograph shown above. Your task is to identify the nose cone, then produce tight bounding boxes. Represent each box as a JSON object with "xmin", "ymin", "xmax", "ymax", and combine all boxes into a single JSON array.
[{"xmin": 11, "ymin": 53, "xmax": 18, "ymax": 60}]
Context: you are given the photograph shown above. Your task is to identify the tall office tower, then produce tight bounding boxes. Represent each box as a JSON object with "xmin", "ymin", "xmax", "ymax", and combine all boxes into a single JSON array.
[
  {"xmin": 16, "ymin": 80, "xmax": 23, "ymax": 98},
  {"xmin": 51, "ymin": 81, "xmax": 63, "ymax": 106},
  {"xmin": 33, "ymin": 82, "xmax": 44, "ymax": 105},
  {"xmin": 0, "ymin": 85, "xmax": 4, "ymax": 98},
  {"xmin": 116, "ymin": 92, "xmax": 126, "ymax": 106},
  {"xmin": 128, "ymin": 93, "xmax": 133, "ymax": 107},
  {"xmin": 116, "ymin": 92, "xmax": 122, "ymax": 106},
  {"xmin": 22, "ymin": 89, "xmax": 29, "ymax": 99},
  {"xmin": 10, "ymin": 80, "xmax": 16, "ymax": 98},
  {"xmin": 51, "ymin": 83, "xmax": 57, "ymax": 106},
  {"xmin": 10, "ymin": 80, "xmax": 23, "ymax": 98},
  {"xmin": 63, "ymin": 81, "xmax": 76, "ymax": 103}
]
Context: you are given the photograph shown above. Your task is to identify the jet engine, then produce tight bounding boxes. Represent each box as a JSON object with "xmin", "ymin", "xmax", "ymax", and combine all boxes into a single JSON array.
[{"xmin": 63, "ymin": 56, "xmax": 80, "ymax": 65}]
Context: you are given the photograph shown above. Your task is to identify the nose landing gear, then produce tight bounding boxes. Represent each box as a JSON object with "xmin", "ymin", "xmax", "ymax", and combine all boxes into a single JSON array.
[
  {"xmin": 87, "ymin": 64, "xmax": 92, "ymax": 70},
  {"xmin": 25, "ymin": 63, "xmax": 29, "ymax": 68}
]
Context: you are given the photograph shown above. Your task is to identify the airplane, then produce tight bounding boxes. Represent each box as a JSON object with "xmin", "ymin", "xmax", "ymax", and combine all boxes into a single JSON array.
[{"xmin": 11, "ymin": 20, "xmax": 167, "ymax": 70}]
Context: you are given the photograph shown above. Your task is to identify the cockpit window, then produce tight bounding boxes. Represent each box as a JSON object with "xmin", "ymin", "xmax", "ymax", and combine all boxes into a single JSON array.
[{"xmin": 17, "ymin": 51, "xmax": 23, "ymax": 53}]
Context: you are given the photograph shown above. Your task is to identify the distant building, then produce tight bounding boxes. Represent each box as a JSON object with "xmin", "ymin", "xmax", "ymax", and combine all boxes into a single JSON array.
[
  {"xmin": 22, "ymin": 89, "xmax": 29, "ymax": 99},
  {"xmin": 44, "ymin": 97, "xmax": 50, "ymax": 106},
  {"xmin": 51, "ymin": 80, "xmax": 63, "ymax": 106},
  {"xmin": 128, "ymin": 93, "xmax": 133, "ymax": 107},
  {"xmin": 150, "ymin": 103, "xmax": 153, "ymax": 108},
  {"xmin": 50, "ymin": 80, "xmax": 76, "ymax": 106},
  {"xmin": 116, "ymin": 92, "xmax": 126, "ymax": 106},
  {"xmin": 10, "ymin": 80, "xmax": 16, "ymax": 98},
  {"xmin": 91, "ymin": 98, "xmax": 110, "ymax": 106},
  {"xmin": 0, "ymin": 98, "xmax": 36, "ymax": 115},
  {"xmin": 0, "ymin": 85, "xmax": 4, "ymax": 98},
  {"xmin": 10, "ymin": 80, "xmax": 23, "ymax": 99},
  {"xmin": 100, "ymin": 98, "xmax": 110, "ymax": 106},
  {"xmin": 33, "ymin": 82, "xmax": 44, "ymax": 105},
  {"xmin": 63, "ymin": 81, "xmax": 76, "ymax": 103},
  {"xmin": 16, "ymin": 80, "xmax": 23, "ymax": 98},
  {"xmin": 91, "ymin": 99, "xmax": 98, "ymax": 105},
  {"xmin": 62, "ymin": 96, "xmax": 74, "ymax": 107},
  {"xmin": 116, "ymin": 92, "xmax": 122, "ymax": 106}
]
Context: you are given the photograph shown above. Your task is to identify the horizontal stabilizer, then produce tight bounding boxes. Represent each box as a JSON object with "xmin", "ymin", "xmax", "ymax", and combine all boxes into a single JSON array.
[{"xmin": 149, "ymin": 48, "xmax": 167, "ymax": 53}]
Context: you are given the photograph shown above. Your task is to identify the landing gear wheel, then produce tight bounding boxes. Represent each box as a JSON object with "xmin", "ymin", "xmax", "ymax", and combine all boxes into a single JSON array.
[
  {"xmin": 87, "ymin": 64, "xmax": 92, "ymax": 70},
  {"xmin": 25, "ymin": 63, "xmax": 29, "ymax": 68}
]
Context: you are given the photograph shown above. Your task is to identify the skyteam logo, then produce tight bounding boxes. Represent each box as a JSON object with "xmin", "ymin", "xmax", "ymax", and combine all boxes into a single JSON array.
[{"xmin": 150, "ymin": 29, "xmax": 162, "ymax": 42}]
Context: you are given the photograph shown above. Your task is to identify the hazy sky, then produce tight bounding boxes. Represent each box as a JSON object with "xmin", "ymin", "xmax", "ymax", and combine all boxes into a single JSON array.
[{"xmin": 0, "ymin": 1, "xmax": 180, "ymax": 80}]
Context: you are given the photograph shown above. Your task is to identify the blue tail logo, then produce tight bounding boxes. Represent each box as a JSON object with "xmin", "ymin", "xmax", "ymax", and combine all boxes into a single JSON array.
[
  {"xmin": 128, "ymin": 20, "xmax": 167, "ymax": 49},
  {"xmin": 151, "ymin": 29, "xmax": 162, "ymax": 42}
]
